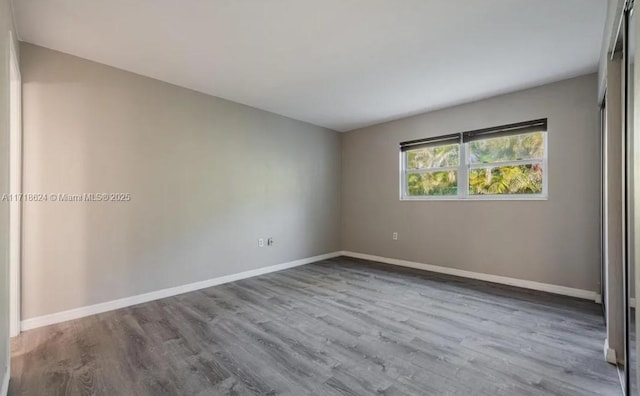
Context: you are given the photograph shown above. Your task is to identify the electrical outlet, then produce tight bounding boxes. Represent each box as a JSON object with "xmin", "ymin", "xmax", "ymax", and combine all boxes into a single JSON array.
[
  {"xmin": 267, "ymin": 237, "xmax": 274, "ymax": 246},
  {"xmin": 258, "ymin": 238, "xmax": 264, "ymax": 247},
  {"xmin": 392, "ymin": 232, "xmax": 398, "ymax": 240}
]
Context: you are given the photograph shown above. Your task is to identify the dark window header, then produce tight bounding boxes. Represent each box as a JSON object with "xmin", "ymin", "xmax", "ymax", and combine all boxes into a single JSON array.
[
  {"xmin": 399, "ymin": 118, "xmax": 547, "ymax": 151},
  {"xmin": 399, "ymin": 133, "xmax": 461, "ymax": 152},
  {"xmin": 462, "ymin": 118, "xmax": 547, "ymax": 143}
]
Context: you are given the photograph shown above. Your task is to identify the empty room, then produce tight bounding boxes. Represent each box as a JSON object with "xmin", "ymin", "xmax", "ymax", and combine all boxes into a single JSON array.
[{"xmin": 1, "ymin": 0, "xmax": 640, "ymax": 395}]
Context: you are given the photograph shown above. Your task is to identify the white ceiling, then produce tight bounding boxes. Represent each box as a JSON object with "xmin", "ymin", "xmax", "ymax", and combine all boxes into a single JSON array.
[{"xmin": 13, "ymin": 0, "xmax": 605, "ymax": 132}]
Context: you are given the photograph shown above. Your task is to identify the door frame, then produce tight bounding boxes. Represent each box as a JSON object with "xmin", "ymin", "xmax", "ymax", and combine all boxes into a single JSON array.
[
  {"xmin": 602, "ymin": 98, "xmax": 608, "ymax": 319},
  {"xmin": 9, "ymin": 31, "xmax": 22, "ymax": 338}
]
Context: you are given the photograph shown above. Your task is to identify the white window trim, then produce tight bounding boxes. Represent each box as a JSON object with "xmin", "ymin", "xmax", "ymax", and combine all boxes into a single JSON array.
[{"xmin": 399, "ymin": 131, "xmax": 548, "ymax": 201}]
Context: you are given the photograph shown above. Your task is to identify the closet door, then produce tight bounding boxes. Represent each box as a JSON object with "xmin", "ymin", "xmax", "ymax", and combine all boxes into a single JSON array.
[{"xmin": 626, "ymin": 2, "xmax": 639, "ymax": 393}]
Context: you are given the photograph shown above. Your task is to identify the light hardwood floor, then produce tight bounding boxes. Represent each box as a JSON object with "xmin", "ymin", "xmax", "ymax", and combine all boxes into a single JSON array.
[{"xmin": 10, "ymin": 257, "xmax": 621, "ymax": 395}]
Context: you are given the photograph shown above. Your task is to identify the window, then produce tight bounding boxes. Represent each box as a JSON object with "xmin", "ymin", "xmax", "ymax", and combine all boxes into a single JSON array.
[
  {"xmin": 400, "ymin": 119, "xmax": 547, "ymax": 200},
  {"xmin": 402, "ymin": 133, "xmax": 460, "ymax": 197}
]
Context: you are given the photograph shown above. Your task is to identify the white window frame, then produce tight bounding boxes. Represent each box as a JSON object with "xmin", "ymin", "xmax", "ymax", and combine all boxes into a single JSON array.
[{"xmin": 400, "ymin": 130, "xmax": 548, "ymax": 201}]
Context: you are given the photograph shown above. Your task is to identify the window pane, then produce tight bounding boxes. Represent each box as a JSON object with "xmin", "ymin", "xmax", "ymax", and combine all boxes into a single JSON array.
[
  {"xmin": 407, "ymin": 144, "xmax": 459, "ymax": 170},
  {"xmin": 469, "ymin": 132, "xmax": 544, "ymax": 164},
  {"xmin": 407, "ymin": 171, "xmax": 458, "ymax": 196},
  {"xmin": 469, "ymin": 164, "xmax": 543, "ymax": 195}
]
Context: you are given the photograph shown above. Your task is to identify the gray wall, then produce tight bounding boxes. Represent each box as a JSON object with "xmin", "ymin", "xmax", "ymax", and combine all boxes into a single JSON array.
[
  {"xmin": 0, "ymin": 0, "xmax": 17, "ymax": 388},
  {"xmin": 20, "ymin": 43, "xmax": 341, "ymax": 320},
  {"xmin": 341, "ymin": 74, "xmax": 600, "ymax": 292}
]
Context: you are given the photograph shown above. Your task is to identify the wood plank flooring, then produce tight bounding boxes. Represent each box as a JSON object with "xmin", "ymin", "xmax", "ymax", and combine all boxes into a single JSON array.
[{"xmin": 10, "ymin": 256, "xmax": 621, "ymax": 395}]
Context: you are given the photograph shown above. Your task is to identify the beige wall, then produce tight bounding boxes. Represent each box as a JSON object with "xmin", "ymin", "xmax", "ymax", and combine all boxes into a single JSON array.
[
  {"xmin": 20, "ymin": 43, "xmax": 341, "ymax": 320},
  {"xmin": 341, "ymin": 74, "xmax": 600, "ymax": 292}
]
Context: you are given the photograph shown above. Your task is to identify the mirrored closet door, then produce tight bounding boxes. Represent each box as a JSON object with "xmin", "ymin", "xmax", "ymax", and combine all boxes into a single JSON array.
[{"xmin": 626, "ymin": 1, "xmax": 639, "ymax": 393}]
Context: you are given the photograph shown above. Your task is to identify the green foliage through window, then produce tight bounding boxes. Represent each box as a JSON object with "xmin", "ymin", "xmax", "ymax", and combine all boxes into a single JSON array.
[
  {"xmin": 407, "ymin": 171, "xmax": 458, "ymax": 196},
  {"xmin": 402, "ymin": 129, "xmax": 546, "ymax": 198},
  {"xmin": 469, "ymin": 164, "xmax": 543, "ymax": 195},
  {"xmin": 407, "ymin": 144, "xmax": 459, "ymax": 170},
  {"xmin": 469, "ymin": 132, "xmax": 544, "ymax": 164}
]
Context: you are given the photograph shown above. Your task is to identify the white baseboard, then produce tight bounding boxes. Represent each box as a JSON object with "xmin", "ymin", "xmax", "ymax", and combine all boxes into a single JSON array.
[
  {"xmin": 21, "ymin": 251, "xmax": 341, "ymax": 331},
  {"xmin": 19, "ymin": 250, "xmax": 601, "ymax": 331},
  {"xmin": 1, "ymin": 366, "xmax": 8, "ymax": 396},
  {"xmin": 340, "ymin": 251, "xmax": 601, "ymax": 302}
]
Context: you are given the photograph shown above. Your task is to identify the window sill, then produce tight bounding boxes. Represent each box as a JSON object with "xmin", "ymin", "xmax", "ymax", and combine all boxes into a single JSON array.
[{"xmin": 400, "ymin": 195, "xmax": 548, "ymax": 202}]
